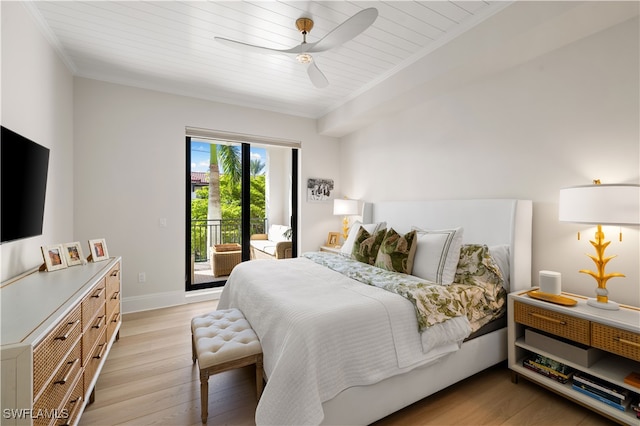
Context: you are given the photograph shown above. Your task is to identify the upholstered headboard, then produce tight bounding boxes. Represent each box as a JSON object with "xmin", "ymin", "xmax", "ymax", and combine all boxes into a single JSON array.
[{"xmin": 364, "ymin": 199, "xmax": 533, "ymax": 292}]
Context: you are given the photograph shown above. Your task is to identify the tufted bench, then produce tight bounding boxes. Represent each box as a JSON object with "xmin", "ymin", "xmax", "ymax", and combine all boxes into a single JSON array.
[{"xmin": 191, "ymin": 308, "xmax": 263, "ymax": 423}]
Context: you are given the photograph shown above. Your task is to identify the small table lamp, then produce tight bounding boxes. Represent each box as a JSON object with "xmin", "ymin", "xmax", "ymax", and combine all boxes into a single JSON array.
[
  {"xmin": 559, "ymin": 182, "xmax": 640, "ymax": 310},
  {"xmin": 333, "ymin": 199, "xmax": 359, "ymax": 242}
]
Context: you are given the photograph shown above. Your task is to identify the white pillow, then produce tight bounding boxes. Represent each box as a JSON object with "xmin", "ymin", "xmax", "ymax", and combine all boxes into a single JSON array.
[
  {"xmin": 411, "ymin": 227, "xmax": 464, "ymax": 285},
  {"xmin": 489, "ymin": 244, "xmax": 510, "ymax": 290},
  {"xmin": 340, "ymin": 221, "xmax": 386, "ymax": 256},
  {"xmin": 268, "ymin": 225, "xmax": 290, "ymax": 243}
]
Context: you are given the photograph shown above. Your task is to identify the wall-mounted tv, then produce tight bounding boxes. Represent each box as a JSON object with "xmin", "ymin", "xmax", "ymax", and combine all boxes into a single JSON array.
[{"xmin": 1, "ymin": 126, "xmax": 50, "ymax": 243}]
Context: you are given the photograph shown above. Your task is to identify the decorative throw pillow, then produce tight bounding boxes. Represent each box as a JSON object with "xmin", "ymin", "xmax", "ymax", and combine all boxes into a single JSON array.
[
  {"xmin": 268, "ymin": 224, "xmax": 291, "ymax": 242},
  {"xmin": 351, "ymin": 226, "xmax": 386, "ymax": 265},
  {"xmin": 411, "ymin": 227, "xmax": 463, "ymax": 285},
  {"xmin": 374, "ymin": 228, "xmax": 418, "ymax": 274},
  {"xmin": 340, "ymin": 221, "xmax": 386, "ymax": 257}
]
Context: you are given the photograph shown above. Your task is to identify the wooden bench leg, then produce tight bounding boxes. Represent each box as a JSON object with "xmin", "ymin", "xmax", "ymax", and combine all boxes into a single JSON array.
[
  {"xmin": 192, "ymin": 334, "xmax": 196, "ymax": 364},
  {"xmin": 256, "ymin": 354, "xmax": 264, "ymax": 400},
  {"xmin": 200, "ymin": 369, "xmax": 210, "ymax": 423}
]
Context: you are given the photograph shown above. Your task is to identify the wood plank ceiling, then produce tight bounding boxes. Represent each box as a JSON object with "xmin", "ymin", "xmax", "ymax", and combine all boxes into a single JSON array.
[{"xmin": 26, "ymin": 1, "xmax": 508, "ymax": 118}]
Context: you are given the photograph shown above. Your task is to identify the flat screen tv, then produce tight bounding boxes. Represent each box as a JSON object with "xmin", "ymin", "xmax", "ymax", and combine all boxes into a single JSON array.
[{"xmin": 1, "ymin": 126, "xmax": 50, "ymax": 243}]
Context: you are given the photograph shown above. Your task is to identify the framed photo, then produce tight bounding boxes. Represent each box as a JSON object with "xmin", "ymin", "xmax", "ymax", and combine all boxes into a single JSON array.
[
  {"xmin": 326, "ymin": 232, "xmax": 341, "ymax": 248},
  {"xmin": 63, "ymin": 241, "xmax": 84, "ymax": 266},
  {"xmin": 307, "ymin": 178, "xmax": 334, "ymax": 202},
  {"xmin": 88, "ymin": 238, "xmax": 109, "ymax": 262},
  {"xmin": 41, "ymin": 244, "xmax": 68, "ymax": 271}
]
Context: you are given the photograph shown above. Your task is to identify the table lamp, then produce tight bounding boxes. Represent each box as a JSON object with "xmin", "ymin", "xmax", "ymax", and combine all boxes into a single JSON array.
[
  {"xmin": 333, "ymin": 198, "xmax": 359, "ymax": 242},
  {"xmin": 559, "ymin": 181, "xmax": 640, "ymax": 310}
]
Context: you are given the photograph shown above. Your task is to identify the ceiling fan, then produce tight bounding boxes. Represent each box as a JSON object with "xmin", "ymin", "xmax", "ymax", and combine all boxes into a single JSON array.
[{"xmin": 214, "ymin": 8, "xmax": 378, "ymax": 88}]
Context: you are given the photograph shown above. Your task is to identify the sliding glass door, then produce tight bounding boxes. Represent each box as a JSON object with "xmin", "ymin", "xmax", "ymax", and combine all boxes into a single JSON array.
[{"xmin": 186, "ymin": 134, "xmax": 297, "ymax": 291}]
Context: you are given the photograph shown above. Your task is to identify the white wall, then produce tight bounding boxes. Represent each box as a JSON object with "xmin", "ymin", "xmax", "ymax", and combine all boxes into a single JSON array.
[
  {"xmin": 1, "ymin": 2, "xmax": 74, "ymax": 282},
  {"xmin": 265, "ymin": 147, "xmax": 291, "ymax": 227},
  {"xmin": 339, "ymin": 15, "xmax": 640, "ymax": 306},
  {"xmin": 73, "ymin": 78, "xmax": 340, "ymax": 312}
]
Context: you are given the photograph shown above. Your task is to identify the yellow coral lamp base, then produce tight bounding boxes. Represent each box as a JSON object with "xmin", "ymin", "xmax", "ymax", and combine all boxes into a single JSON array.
[
  {"xmin": 341, "ymin": 216, "xmax": 350, "ymax": 241},
  {"xmin": 581, "ymin": 224, "xmax": 624, "ymax": 311}
]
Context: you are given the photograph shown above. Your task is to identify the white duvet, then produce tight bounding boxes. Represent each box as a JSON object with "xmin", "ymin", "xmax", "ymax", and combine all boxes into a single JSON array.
[{"xmin": 218, "ymin": 257, "xmax": 471, "ymax": 425}]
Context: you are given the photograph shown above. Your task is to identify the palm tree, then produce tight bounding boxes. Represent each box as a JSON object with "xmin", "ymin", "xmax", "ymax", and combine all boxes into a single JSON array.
[
  {"xmin": 250, "ymin": 158, "xmax": 265, "ymax": 177},
  {"xmin": 208, "ymin": 144, "xmax": 241, "ymax": 246}
]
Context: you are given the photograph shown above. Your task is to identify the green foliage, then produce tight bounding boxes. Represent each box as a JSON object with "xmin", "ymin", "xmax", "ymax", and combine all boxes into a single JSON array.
[
  {"xmin": 191, "ymin": 177, "xmax": 264, "ymax": 220},
  {"xmin": 250, "ymin": 159, "xmax": 265, "ymax": 177},
  {"xmin": 190, "ymin": 174, "xmax": 266, "ymax": 257},
  {"xmin": 191, "ymin": 188, "xmax": 208, "ymax": 221},
  {"xmin": 216, "ymin": 174, "xmax": 266, "ymax": 219}
]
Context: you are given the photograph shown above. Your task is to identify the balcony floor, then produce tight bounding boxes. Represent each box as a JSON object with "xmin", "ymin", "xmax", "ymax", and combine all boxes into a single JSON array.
[{"xmin": 193, "ymin": 260, "xmax": 224, "ymax": 285}]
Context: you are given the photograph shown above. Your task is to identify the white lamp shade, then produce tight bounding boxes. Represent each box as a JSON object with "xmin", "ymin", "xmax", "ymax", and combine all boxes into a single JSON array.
[
  {"xmin": 333, "ymin": 199, "xmax": 359, "ymax": 216},
  {"xmin": 559, "ymin": 184, "xmax": 640, "ymax": 225}
]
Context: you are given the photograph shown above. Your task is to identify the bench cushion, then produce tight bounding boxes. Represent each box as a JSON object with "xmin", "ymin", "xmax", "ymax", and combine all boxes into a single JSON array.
[{"xmin": 192, "ymin": 308, "xmax": 262, "ymax": 368}]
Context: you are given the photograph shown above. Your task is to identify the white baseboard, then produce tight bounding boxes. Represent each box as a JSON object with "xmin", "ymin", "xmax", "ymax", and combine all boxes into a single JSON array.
[{"xmin": 122, "ymin": 288, "xmax": 222, "ymax": 314}]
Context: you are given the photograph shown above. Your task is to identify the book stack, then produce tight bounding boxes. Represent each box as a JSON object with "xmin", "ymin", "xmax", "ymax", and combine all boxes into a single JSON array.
[
  {"xmin": 523, "ymin": 354, "xmax": 574, "ymax": 384},
  {"xmin": 572, "ymin": 372, "xmax": 631, "ymax": 411},
  {"xmin": 631, "ymin": 394, "xmax": 640, "ymax": 419}
]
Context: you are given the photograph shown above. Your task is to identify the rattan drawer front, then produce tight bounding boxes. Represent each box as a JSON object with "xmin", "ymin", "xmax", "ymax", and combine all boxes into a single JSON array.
[
  {"xmin": 106, "ymin": 285, "xmax": 120, "ymax": 321},
  {"xmin": 84, "ymin": 334, "xmax": 107, "ymax": 396},
  {"xmin": 33, "ymin": 305, "xmax": 82, "ymax": 400},
  {"xmin": 82, "ymin": 279, "xmax": 106, "ymax": 330},
  {"xmin": 33, "ymin": 340, "xmax": 82, "ymax": 426},
  {"xmin": 82, "ymin": 310, "xmax": 107, "ymax": 366},
  {"xmin": 56, "ymin": 374, "xmax": 84, "ymax": 426},
  {"xmin": 514, "ymin": 301, "xmax": 590, "ymax": 345},
  {"xmin": 106, "ymin": 263, "xmax": 120, "ymax": 295},
  {"xmin": 107, "ymin": 309, "xmax": 121, "ymax": 344},
  {"xmin": 591, "ymin": 322, "xmax": 640, "ymax": 361}
]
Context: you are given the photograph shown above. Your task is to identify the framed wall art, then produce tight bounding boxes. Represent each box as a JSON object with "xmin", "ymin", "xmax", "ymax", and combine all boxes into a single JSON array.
[
  {"xmin": 41, "ymin": 244, "xmax": 68, "ymax": 271},
  {"xmin": 307, "ymin": 178, "xmax": 334, "ymax": 202},
  {"xmin": 88, "ymin": 238, "xmax": 109, "ymax": 262},
  {"xmin": 63, "ymin": 241, "xmax": 84, "ymax": 266}
]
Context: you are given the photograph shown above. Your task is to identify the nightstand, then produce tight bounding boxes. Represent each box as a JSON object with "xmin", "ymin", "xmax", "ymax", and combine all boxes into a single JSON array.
[
  {"xmin": 320, "ymin": 245, "xmax": 342, "ymax": 255},
  {"xmin": 508, "ymin": 289, "xmax": 640, "ymax": 425}
]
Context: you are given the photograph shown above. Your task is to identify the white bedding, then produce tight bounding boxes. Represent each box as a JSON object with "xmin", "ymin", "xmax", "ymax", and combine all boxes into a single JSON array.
[{"xmin": 218, "ymin": 257, "xmax": 471, "ymax": 426}]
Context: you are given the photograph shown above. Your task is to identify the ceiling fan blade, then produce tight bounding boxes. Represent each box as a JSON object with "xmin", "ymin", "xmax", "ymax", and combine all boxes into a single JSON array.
[
  {"xmin": 307, "ymin": 8, "xmax": 378, "ymax": 53},
  {"xmin": 308, "ymin": 61, "xmax": 329, "ymax": 88},
  {"xmin": 215, "ymin": 36, "xmax": 305, "ymax": 55}
]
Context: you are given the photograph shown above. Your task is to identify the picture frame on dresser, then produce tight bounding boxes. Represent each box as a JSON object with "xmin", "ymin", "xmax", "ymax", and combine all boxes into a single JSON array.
[
  {"xmin": 89, "ymin": 238, "xmax": 109, "ymax": 262},
  {"xmin": 41, "ymin": 244, "xmax": 67, "ymax": 271},
  {"xmin": 63, "ymin": 241, "xmax": 84, "ymax": 266}
]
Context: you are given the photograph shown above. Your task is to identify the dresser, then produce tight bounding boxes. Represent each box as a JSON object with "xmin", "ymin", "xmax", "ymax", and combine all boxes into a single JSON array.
[
  {"xmin": 508, "ymin": 290, "xmax": 640, "ymax": 425},
  {"xmin": 1, "ymin": 257, "xmax": 121, "ymax": 426}
]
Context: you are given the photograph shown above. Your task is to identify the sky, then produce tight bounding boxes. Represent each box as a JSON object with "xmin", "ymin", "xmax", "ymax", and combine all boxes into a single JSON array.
[{"xmin": 190, "ymin": 140, "xmax": 266, "ymax": 174}]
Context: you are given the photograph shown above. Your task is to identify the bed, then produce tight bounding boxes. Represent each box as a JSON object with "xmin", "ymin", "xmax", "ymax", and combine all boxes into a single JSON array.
[{"xmin": 218, "ymin": 198, "xmax": 532, "ymax": 425}]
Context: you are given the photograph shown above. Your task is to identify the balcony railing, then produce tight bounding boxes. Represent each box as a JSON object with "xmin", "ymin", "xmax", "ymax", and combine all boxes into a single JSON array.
[{"xmin": 191, "ymin": 218, "xmax": 267, "ymax": 262}]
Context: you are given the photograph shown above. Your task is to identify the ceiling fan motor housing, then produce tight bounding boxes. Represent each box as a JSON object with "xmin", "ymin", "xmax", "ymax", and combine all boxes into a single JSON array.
[{"xmin": 296, "ymin": 18, "xmax": 314, "ymax": 34}]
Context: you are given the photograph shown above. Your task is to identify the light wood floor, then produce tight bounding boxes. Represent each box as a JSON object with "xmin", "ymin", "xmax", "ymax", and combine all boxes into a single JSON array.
[{"xmin": 80, "ymin": 301, "xmax": 618, "ymax": 426}]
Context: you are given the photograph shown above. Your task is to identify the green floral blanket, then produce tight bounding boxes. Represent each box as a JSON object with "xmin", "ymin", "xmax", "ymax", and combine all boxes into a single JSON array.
[{"xmin": 304, "ymin": 245, "xmax": 506, "ymax": 333}]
